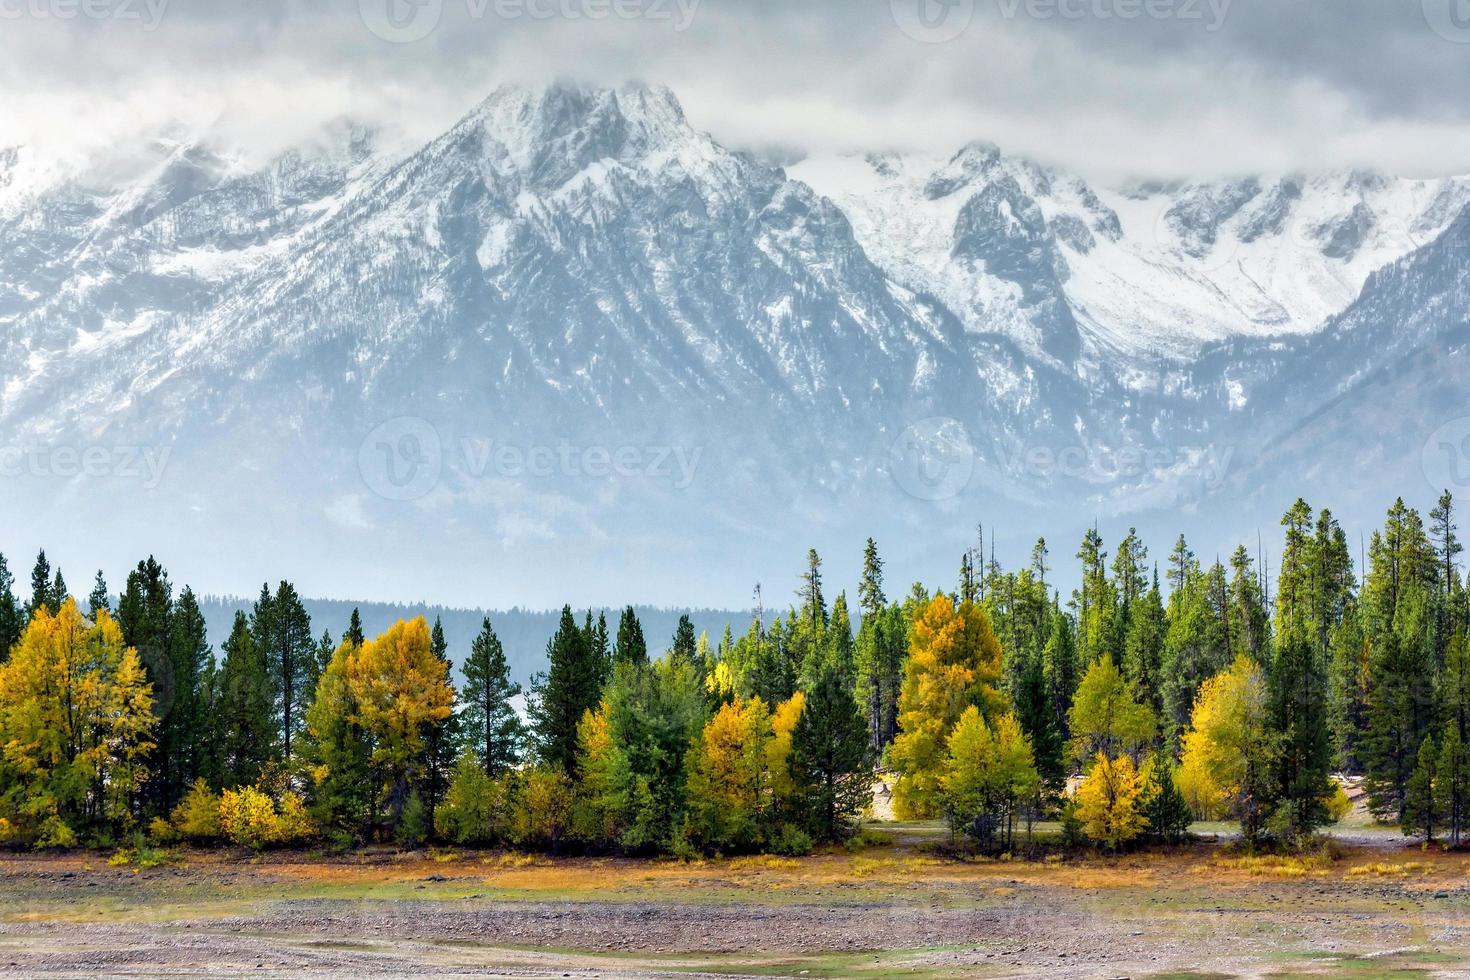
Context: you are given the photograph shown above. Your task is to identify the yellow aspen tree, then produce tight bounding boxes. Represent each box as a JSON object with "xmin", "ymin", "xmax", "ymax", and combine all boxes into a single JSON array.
[
  {"xmin": 890, "ymin": 596, "xmax": 1006, "ymax": 818},
  {"xmin": 767, "ymin": 691, "xmax": 806, "ymax": 816},
  {"xmin": 683, "ymin": 697, "xmax": 773, "ymax": 851},
  {"xmin": 345, "ymin": 619, "xmax": 455, "ymax": 823},
  {"xmin": 0, "ymin": 600, "xmax": 155, "ymax": 844},
  {"xmin": 1075, "ymin": 751, "xmax": 1147, "ymax": 849}
]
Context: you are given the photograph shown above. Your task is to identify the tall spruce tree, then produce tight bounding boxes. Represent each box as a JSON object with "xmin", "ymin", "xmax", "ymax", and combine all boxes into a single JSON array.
[
  {"xmin": 1270, "ymin": 635, "xmax": 1333, "ymax": 837},
  {"xmin": 422, "ymin": 617, "xmax": 458, "ymax": 835},
  {"xmin": 87, "ymin": 571, "xmax": 110, "ymax": 619},
  {"xmin": 345, "ymin": 607, "xmax": 365, "ymax": 648},
  {"xmin": 614, "ymin": 606, "xmax": 647, "ymax": 667},
  {"xmin": 0, "ymin": 553, "xmax": 21, "ymax": 659},
  {"xmin": 28, "ymin": 549, "xmax": 52, "ymax": 619},
  {"xmin": 256, "ymin": 581, "xmax": 314, "ymax": 763},
  {"xmin": 217, "ymin": 611, "xmax": 275, "ymax": 787},
  {"xmin": 161, "ymin": 587, "xmax": 210, "ymax": 809},
  {"xmin": 671, "ymin": 614, "xmax": 697, "ymax": 664},
  {"xmin": 791, "ymin": 665, "xmax": 873, "ymax": 842},
  {"xmin": 530, "ymin": 606, "xmax": 604, "ymax": 774},
  {"xmin": 462, "ymin": 617, "xmax": 523, "ymax": 776}
]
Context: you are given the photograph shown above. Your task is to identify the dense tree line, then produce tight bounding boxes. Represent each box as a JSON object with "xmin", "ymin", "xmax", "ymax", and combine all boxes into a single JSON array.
[{"xmin": 1, "ymin": 491, "xmax": 1467, "ymax": 854}]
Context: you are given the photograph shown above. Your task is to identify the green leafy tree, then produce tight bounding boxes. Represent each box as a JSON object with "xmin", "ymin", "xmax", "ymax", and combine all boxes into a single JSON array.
[{"xmin": 1067, "ymin": 655, "xmax": 1154, "ymax": 766}]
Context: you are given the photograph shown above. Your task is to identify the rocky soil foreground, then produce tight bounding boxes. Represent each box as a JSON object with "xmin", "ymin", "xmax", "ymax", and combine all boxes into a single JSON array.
[{"xmin": 1, "ymin": 842, "xmax": 1469, "ymax": 978}]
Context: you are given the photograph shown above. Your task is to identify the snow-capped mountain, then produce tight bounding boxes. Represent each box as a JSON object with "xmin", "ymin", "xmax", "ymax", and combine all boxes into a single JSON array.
[
  {"xmin": 0, "ymin": 82, "xmax": 1463, "ymax": 604},
  {"xmin": 789, "ymin": 149, "xmax": 1470, "ymax": 369}
]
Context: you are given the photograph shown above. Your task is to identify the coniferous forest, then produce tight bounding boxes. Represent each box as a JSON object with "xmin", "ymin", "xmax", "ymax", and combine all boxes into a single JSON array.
[{"xmin": 1, "ymin": 493, "xmax": 1466, "ymax": 858}]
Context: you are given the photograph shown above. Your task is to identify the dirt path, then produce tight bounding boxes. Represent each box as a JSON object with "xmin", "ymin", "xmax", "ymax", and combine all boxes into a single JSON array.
[{"xmin": 2, "ymin": 842, "xmax": 1469, "ymax": 977}]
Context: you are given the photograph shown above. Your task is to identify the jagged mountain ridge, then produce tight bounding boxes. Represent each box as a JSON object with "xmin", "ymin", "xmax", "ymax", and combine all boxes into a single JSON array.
[{"xmin": 0, "ymin": 82, "xmax": 1464, "ymax": 606}]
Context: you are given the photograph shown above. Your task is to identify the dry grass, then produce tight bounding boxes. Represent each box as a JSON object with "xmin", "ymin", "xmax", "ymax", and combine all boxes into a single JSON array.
[
  {"xmin": 1212, "ymin": 853, "xmax": 1333, "ymax": 878},
  {"xmin": 1345, "ymin": 861, "xmax": 1433, "ymax": 877},
  {"xmin": 727, "ymin": 855, "xmax": 800, "ymax": 873}
]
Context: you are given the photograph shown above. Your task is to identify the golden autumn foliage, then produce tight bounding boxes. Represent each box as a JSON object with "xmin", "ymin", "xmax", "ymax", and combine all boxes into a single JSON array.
[
  {"xmin": 0, "ymin": 599, "xmax": 156, "ymax": 845},
  {"xmin": 571, "ymin": 704, "xmax": 619, "ymax": 843},
  {"xmin": 1178, "ymin": 655, "xmax": 1272, "ymax": 820},
  {"xmin": 682, "ymin": 697, "xmax": 773, "ymax": 851},
  {"xmin": 767, "ymin": 691, "xmax": 806, "ymax": 811},
  {"xmin": 346, "ymin": 618, "xmax": 455, "ymax": 778},
  {"xmin": 170, "ymin": 779, "xmax": 222, "ymax": 841},
  {"xmin": 940, "ymin": 707, "xmax": 1040, "ymax": 848},
  {"xmin": 1075, "ymin": 751, "xmax": 1147, "ymax": 849},
  {"xmin": 889, "ymin": 597, "xmax": 1006, "ymax": 818},
  {"xmin": 218, "ymin": 785, "xmax": 314, "ymax": 849}
]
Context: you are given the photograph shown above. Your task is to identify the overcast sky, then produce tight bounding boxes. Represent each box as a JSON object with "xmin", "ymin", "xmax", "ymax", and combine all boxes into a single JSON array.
[{"xmin": 5, "ymin": 0, "xmax": 1470, "ymax": 181}]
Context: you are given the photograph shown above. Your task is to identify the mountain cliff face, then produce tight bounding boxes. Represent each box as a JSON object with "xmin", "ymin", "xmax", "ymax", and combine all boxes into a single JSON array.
[{"xmin": 0, "ymin": 82, "xmax": 1463, "ymax": 603}]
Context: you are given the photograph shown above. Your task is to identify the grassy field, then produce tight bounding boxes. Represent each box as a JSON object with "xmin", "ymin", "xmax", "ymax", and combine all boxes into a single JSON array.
[{"xmin": 3, "ymin": 822, "xmax": 1470, "ymax": 977}]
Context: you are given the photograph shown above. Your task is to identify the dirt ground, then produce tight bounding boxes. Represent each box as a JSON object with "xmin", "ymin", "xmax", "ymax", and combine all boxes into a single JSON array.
[{"xmin": 3, "ymin": 826, "xmax": 1470, "ymax": 978}]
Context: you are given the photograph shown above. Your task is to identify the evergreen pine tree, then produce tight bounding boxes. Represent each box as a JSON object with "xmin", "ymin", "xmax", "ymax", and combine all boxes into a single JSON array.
[
  {"xmin": 1143, "ymin": 753, "xmax": 1192, "ymax": 844},
  {"xmin": 1270, "ymin": 635, "xmax": 1333, "ymax": 838},
  {"xmin": 218, "ymin": 611, "xmax": 275, "ymax": 787},
  {"xmin": 1363, "ymin": 628, "xmax": 1432, "ymax": 821},
  {"xmin": 422, "ymin": 616, "xmax": 458, "ymax": 836},
  {"xmin": 462, "ymin": 617, "xmax": 524, "ymax": 776},
  {"xmin": 614, "ymin": 606, "xmax": 647, "ymax": 666},
  {"xmin": 1122, "ymin": 578, "xmax": 1167, "ymax": 719},
  {"xmin": 87, "ymin": 571, "xmax": 110, "ymax": 619},
  {"xmin": 825, "ymin": 592, "xmax": 856, "ymax": 687},
  {"xmin": 260, "ymin": 581, "xmax": 314, "ymax": 763},
  {"xmin": 530, "ymin": 606, "xmax": 604, "ymax": 774},
  {"xmin": 791, "ymin": 666, "xmax": 873, "ymax": 842},
  {"xmin": 28, "ymin": 549, "xmax": 52, "ymax": 619},
  {"xmin": 346, "ymin": 607, "xmax": 365, "ymax": 648},
  {"xmin": 1436, "ymin": 719, "xmax": 1469, "ymax": 846},
  {"xmin": 1404, "ymin": 737, "xmax": 1440, "ymax": 843},
  {"xmin": 162, "ymin": 587, "xmax": 210, "ymax": 810},
  {"xmin": 315, "ymin": 629, "xmax": 336, "ymax": 683},
  {"xmin": 671, "ymin": 613, "xmax": 697, "ymax": 664},
  {"xmin": 0, "ymin": 553, "xmax": 22, "ymax": 660}
]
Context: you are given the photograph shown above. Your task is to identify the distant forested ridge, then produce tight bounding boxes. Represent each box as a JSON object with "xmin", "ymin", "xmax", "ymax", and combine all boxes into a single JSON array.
[{"xmin": 192, "ymin": 598, "xmax": 744, "ymax": 685}]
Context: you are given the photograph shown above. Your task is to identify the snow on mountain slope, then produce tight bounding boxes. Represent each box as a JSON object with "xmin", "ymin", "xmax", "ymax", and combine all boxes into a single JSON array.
[
  {"xmin": 0, "ymin": 82, "xmax": 1466, "ymax": 606},
  {"xmin": 789, "ymin": 150, "xmax": 1470, "ymax": 370}
]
